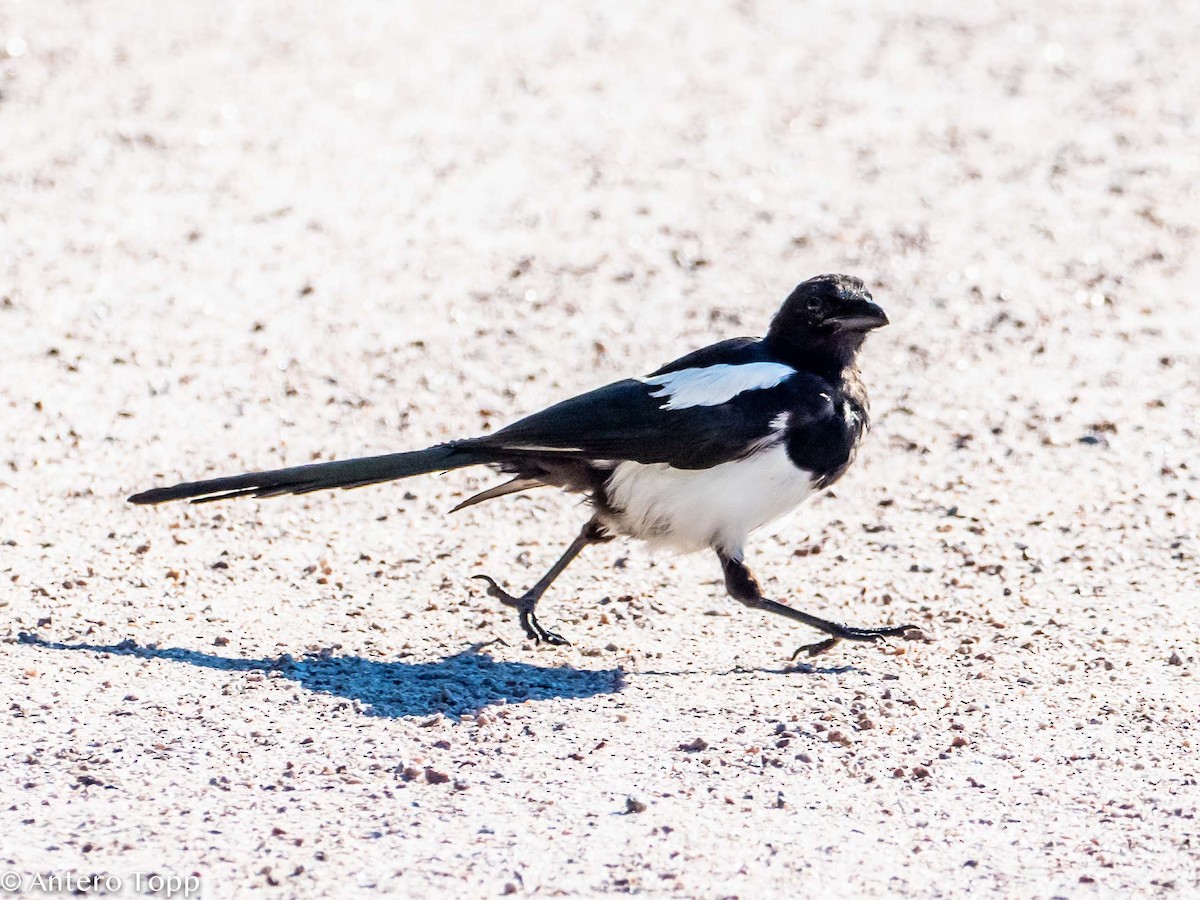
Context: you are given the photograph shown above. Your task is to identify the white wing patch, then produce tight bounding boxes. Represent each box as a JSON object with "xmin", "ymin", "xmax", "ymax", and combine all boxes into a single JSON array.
[{"xmin": 640, "ymin": 362, "xmax": 796, "ymax": 410}]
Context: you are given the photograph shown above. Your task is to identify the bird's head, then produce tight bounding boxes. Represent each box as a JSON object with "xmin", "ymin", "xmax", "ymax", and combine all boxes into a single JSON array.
[{"xmin": 765, "ymin": 274, "xmax": 888, "ymax": 370}]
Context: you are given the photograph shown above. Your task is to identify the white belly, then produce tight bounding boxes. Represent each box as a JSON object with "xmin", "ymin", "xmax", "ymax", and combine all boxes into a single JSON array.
[{"xmin": 604, "ymin": 443, "xmax": 816, "ymax": 556}]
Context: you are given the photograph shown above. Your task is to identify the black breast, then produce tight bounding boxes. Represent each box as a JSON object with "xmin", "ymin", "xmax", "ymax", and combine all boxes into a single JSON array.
[{"xmin": 784, "ymin": 367, "xmax": 870, "ymax": 489}]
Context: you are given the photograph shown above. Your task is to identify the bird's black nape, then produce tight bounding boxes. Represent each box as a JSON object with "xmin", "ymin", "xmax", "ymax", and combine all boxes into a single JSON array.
[{"xmin": 765, "ymin": 274, "xmax": 888, "ymax": 373}]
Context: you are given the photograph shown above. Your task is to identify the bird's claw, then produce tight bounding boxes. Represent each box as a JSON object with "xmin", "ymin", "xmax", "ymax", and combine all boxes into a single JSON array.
[
  {"xmin": 471, "ymin": 574, "xmax": 516, "ymax": 607},
  {"xmin": 792, "ymin": 623, "xmax": 918, "ymax": 659},
  {"xmin": 518, "ymin": 610, "xmax": 570, "ymax": 646},
  {"xmin": 471, "ymin": 575, "xmax": 570, "ymax": 646},
  {"xmin": 793, "ymin": 637, "xmax": 841, "ymax": 658}
]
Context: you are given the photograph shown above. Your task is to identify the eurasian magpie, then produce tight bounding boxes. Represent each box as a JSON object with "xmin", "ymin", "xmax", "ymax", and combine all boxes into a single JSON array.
[{"xmin": 129, "ymin": 274, "xmax": 915, "ymax": 656}]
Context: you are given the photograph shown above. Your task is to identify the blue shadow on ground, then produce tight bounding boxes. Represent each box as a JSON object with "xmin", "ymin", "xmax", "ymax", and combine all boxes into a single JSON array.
[{"xmin": 20, "ymin": 634, "xmax": 623, "ymax": 719}]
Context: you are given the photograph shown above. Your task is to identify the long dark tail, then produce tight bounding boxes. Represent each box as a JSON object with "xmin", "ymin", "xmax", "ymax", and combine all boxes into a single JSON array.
[{"xmin": 127, "ymin": 441, "xmax": 488, "ymax": 505}]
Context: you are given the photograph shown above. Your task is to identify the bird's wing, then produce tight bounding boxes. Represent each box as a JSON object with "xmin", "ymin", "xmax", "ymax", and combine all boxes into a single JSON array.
[{"xmin": 473, "ymin": 366, "xmax": 838, "ymax": 471}]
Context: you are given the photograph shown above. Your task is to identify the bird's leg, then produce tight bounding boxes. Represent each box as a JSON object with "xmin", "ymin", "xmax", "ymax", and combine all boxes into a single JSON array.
[
  {"xmin": 718, "ymin": 553, "xmax": 916, "ymax": 657},
  {"xmin": 474, "ymin": 520, "xmax": 611, "ymax": 646}
]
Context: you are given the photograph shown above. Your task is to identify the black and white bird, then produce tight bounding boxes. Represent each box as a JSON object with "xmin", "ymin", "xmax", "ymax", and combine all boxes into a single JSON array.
[{"xmin": 129, "ymin": 274, "xmax": 914, "ymax": 656}]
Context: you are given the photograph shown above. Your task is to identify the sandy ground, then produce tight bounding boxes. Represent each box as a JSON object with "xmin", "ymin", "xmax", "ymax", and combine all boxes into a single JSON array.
[{"xmin": 2, "ymin": 1, "xmax": 1199, "ymax": 896}]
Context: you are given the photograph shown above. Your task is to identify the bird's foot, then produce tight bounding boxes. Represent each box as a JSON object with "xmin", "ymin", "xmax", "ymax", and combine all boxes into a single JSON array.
[
  {"xmin": 792, "ymin": 623, "xmax": 918, "ymax": 659},
  {"xmin": 471, "ymin": 575, "xmax": 570, "ymax": 646}
]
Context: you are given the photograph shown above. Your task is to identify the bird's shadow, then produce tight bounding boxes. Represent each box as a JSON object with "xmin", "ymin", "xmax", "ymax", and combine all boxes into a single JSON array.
[{"xmin": 19, "ymin": 634, "xmax": 623, "ymax": 719}]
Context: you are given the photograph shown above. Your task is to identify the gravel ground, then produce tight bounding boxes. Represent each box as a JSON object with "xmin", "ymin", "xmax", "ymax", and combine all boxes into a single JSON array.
[{"xmin": 2, "ymin": 1, "xmax": 1198, "ymax": 897}]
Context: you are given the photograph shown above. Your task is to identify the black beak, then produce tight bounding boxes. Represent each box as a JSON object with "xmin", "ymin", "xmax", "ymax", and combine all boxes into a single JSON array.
[{"xmin": 826, "ymin": 300, "xmax": 889, "ymax": 333}]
